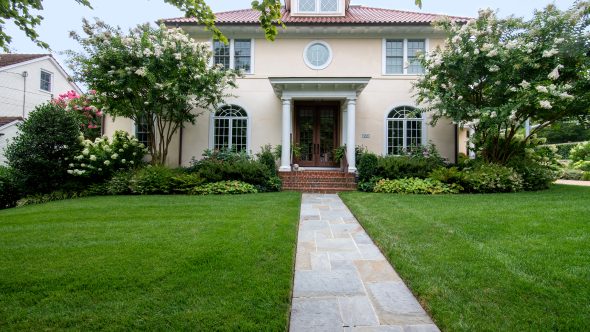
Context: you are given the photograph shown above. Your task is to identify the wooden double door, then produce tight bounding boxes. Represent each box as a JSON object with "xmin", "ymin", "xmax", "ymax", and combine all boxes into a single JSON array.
[{"xmin": 294, "ymin": 102, "xmax": 340, "ymax": 167}]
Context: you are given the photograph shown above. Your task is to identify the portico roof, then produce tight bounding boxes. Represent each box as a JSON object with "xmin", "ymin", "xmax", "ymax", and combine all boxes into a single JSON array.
[{"xmin": 268, "ymin": 77, "xmax": 370, "ymax": 99}]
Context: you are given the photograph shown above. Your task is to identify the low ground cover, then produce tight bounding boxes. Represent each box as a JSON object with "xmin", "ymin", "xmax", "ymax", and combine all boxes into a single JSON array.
[
  {"xmin": 341, "ymin": 185, "xmax": 590, "ymax": 331},
  {"xmin": 0, "ymin": 193, "xmax": 300, "ymax": 330}
]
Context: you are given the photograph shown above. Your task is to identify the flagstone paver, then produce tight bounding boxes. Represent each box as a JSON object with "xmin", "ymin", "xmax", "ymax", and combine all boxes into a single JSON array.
[{"xmin": 290, "ymin": 194, "xmax": 439, "ymax": 332}]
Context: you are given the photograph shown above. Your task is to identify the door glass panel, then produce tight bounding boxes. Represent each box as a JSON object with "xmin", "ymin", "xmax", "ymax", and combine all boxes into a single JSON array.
[
  {"xmin": 319, "ymin": 109, "xmax": 335, "ymax": 163},
  {"xmin": 298, "ymin": 109, "xmax": 314, "ymax": 162}
]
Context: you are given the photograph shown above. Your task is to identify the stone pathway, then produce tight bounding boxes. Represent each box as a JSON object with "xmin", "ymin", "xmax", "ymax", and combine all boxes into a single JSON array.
[
  {"xmin": 290, "ymin": 194, "xmax": 439, "ymax": 332},
  {"xmin": 555, "ymin": 179, "xmax": 590, "ymax": 187}
]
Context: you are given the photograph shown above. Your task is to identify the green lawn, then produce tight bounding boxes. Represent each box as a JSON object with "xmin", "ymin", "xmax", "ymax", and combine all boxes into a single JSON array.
[
  {"xmin": 0, "ymin": 193, "xmax": 301, "ymax": 331},
  {"xmin": 340, "ymin": 185, "xmax": 590, "ymax": 331}
]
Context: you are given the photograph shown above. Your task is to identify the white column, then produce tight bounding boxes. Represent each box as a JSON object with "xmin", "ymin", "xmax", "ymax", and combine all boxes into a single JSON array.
[
  {"xmin": 346, "ymin": 98, "xmax": 357, "ymax": 173},
  {"xmin": 468, "ymin": 127, "xmax": 476, "ymax": 159},
  {"xmin": 279, "ymin": 97, "xmax": 292, "ymax": 172},
  {"xmin": 341, "ymin": 104, "xmax": 348, "ymax": 146}
]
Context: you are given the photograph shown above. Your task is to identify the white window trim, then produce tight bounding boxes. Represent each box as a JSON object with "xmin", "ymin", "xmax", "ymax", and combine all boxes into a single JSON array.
[
  {"xmin": 303, "ymin": 40, "xmax": 333, "ymax": 70},
  {"xmin": 211, "ymin": 38, "xmax": 255, "ymax": 75},
  {"xmin": 383, "ymin": 104, "xmax": 428, "ymax": 155},
  {"xmin": 382, "ymin": 38, "xmax": 429, "ymax": 76},
  {"xmin": 297, "ymin": 0, "xmax": 340, "ymax": 14},
  {"xmin": 39, "ymin": 69, "xmax": 54, "ymax": 93},
  {"xmin": 208, "ymin": 104, "xmax": 251, "ymax": 153}
]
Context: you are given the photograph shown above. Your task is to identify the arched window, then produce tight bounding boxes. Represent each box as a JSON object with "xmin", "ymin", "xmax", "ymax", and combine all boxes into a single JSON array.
[
  {"xmin": 212, "ymin": 105, "xmax": 248, "ymax": 152},
  {"xmin": 386, "ymin": 106, "xmax": 423, "ymax": 155}
]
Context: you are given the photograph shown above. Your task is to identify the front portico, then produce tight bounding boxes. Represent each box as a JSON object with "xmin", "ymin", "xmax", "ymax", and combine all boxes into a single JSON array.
[{"xmin": 269, "ymin": 77, "xmax": 370, "ymax": 173}]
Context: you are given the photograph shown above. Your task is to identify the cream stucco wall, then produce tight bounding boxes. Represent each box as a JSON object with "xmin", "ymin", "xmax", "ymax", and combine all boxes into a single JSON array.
[{"xmin": 103, "ymin": 29, "xmax": 460, "ymax": 166}]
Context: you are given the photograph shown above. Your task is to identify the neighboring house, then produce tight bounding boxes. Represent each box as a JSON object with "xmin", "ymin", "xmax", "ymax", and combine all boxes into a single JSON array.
[
  {"xmin": 0, "ymin": 54, "xmax": 82, "ymax": 164},
  {"xmin": 104, "ymin": 0, "xmax": 470, "ymax": 171},
  {"xmin": 0, "ymin": 117, "xmax": 22, "ymax": 165}
]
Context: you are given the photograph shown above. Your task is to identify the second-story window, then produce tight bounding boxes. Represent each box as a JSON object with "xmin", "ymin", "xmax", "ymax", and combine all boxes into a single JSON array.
[
  {"xmin": 213, "ymin": 39, "xmax": 253, "ymax": 74},
  {"xmin": 384, "ymin": 39, "xmax": 426, "ymax": 75},
  {"xmin": 40, "ymin": 70, "xmax": 52, "ymax": 92},
  {"xmin": 299, "ymin": 0, "xmax": 338, "ymax": 13}
]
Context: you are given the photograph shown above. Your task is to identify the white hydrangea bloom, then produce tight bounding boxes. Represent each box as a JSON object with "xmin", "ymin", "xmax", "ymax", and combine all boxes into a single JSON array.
[
  {"xmin": 542, "ymin": 48, "xmax": 559, "ymax": 58},
  {"xmin": 539, "ymin": 100, "xmax": 553, "ymax": 109},
  {"xmin": 547, "ymin": 65, "xmax": 564, "ymax": 80},
  {"xmin": 90, "ymin": 155, "xmax": 97, "ymax": 161},
  {"xmin": 536, "ymin": 86, "xmax": 549, "ymax": 93}
]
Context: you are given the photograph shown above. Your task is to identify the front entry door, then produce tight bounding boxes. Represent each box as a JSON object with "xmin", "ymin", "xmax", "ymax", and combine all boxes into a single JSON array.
[{"xmin": 295, "ymin": 103, "xmax": 339, "ymax": 167}]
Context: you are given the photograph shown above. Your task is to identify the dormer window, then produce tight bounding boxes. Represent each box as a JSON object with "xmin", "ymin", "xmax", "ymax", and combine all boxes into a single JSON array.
[{"xmin": 297, "ymin": 0, "xmax": 339, "ymax": 14}]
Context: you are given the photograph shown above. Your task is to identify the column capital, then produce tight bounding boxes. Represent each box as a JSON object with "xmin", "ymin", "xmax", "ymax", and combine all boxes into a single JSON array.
[
  {"xmin": 346, "ymin": 97, "xmax": 357, "ymax": 105},
  {"xmin": 281, "ymin": 97, "xmax": 292, "ymax": 105}
]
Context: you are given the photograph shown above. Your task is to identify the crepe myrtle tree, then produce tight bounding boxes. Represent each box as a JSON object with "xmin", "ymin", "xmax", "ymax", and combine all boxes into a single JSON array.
[
  {"xmin": 414, "ymin": 2, "xmax": 590, "ymax": 164},
  {"xmin": 68, "ymin": 19, "xmax": 238, "ymax": 165}
]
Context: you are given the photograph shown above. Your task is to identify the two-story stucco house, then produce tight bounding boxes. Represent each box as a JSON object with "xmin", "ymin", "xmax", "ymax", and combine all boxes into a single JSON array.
[
  {"xmin": 0, "ymin": 54, "xmax": 82, "ymax": 164},
  {"xmin": 104, "ymin": 0, "xmax": 469, "ymax": 175}
]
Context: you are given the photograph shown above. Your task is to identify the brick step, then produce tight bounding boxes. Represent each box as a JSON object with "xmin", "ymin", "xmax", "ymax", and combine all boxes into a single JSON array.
[
  {"xmin": 281, "ymin": 179, "xmax": 356, "ymax": 185},
  {"xmin": 279, "ymin": 170, "xmax": 358, "ymax": 193}
]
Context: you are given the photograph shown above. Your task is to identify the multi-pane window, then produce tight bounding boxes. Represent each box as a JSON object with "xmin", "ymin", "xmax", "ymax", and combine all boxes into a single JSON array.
[
  {"xmin": 320, "ymin": 0, "xmax": 338, "ymax": 12},
  {"xmin": 385, "ymin": 40, "xmax": 404, "ymax": 74},
  {"xmin": 387, "ymin": 106, "xmax": 423, "ymax": 155},
  {"xmin": 213, "ymin": 105, "xmax": 248, "ymax": 152},
  {"xmin": 299, "ymin": 0, "xmax": 338, "ymax": 13},
  {"xmin": 213, "ymin": 39, "xmax": 253, "ymax": 73},
  {"xmin": 40, "ymin": 70, "xmax": 52, "ymax": 92},
  {"xmin": 305, "ymin": 42, "xmax": 331, "ymax": 69},
  {"xmin": 234, "ymin": 39, "xmax": 251, "ymax": 72},
  {"xmin": 407, "ymin": 40, "xmax": 426, "ymax": 74},
  {"xmin": 135, "ymin": 115, "xmax": 151, "ymax": 149},
  {"xmin": 384, "ymin": 39, "xmax": 426, "ymax": 75},
  {"xmin": 213, "ymin": 40, "xmax": 230, "ymax": 69},
  {"xmin": 299, "ymin": 0, "xmax": 316, "ymax": 12}
]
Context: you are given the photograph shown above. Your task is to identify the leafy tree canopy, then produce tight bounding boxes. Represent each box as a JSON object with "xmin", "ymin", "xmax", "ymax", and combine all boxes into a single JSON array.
[
  {"xmin": 1, "ymin": 0, "xmax": 422, "ymax": 50},
  {"xmin": 414, "ymin": 2, "xmax": 590, "ymax": 164},
  {"xmin": 68, "ymin": 20, "xmax": 238, "ymax": 165}
]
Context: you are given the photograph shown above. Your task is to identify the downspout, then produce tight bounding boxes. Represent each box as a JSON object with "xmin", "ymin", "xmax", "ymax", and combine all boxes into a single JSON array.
[
  {"xmin": 454, "ymin": 124, "xmax": 459, "ymax": 164},
  {"xmin": 21, "ymin": 71, "xmax": 28, "ymax": 117},
  {"xmin": 178, "ymin": 126, "xmax": 183, "ymax": 167}
]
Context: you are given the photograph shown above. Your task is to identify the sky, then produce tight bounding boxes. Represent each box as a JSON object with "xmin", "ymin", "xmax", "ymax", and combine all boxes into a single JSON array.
[{"xmin": 4, "ymin": 0, "xmax": 578, "ymax": 74}]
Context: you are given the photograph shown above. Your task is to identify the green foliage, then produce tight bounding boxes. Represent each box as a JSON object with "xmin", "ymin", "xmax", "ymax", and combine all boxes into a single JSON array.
[
  {"xmin": 333, "ymin": 145, "xmax": 346, "ymax": 163},
  {"xmin": 189, "ymin": 150, "xmax": 279, "ymax": 192},
  {"xmin": 378, "ymin": 154, "xmax": 445, "ymax": 180},
  {"xmin": 429, "ymin": 167, "xmax": 466, "ymax": 185},
  {"xmin": 129, "ymin": 166, "xmax": 179, "ymax": 195},
  {"xmin": 5, "ymin": 103, "xmax": 82, "ymax": 195},
  {"xmin": 509, "ymin": 160, "xmax": 557, "ymax": 191},
  {"xmin": 106, "ymin": 170, "xmax": 134, "ymax": 195},
  {"xmin": 69, "ymin": 20, "xmax": 238, "ymax": 164},
  {"xmin": 463, "ymin": 164, "xmax": 524, "ymax": 193},
  {"xmin": 537, "ymin": 121, "xmax": 590, "ymax": 144},
  {"xmin": 358, "ymin": 176, "xmax": 383, "ymax": 193},
  {"xmin": 171, "ymin": 173, "xmax": 205, "ymax": 193},
  {"xmin": 569, "ymin": 141, "xmax": 590, "ymax": 163},
  {"xmin": 374, "ymin": 178, "xmax": 461, "ymax": 195},
  {"xmin": 573, "ymin": 161, "xmax": 590, "ymax": 172},
  {"xmin": 68, "ymin": 130, "xmax": 147, "ymax": 180},
  {"xmin": 415, "ymin": 4, "xmax": 590, "ymax": 164},
  {"xmin": 190, "ymin": 180, "xmax": 258, "ymax": 195},
  {"xmin": 357, "ymin": 152, "xmax": 379, "ymax": 182},
  {"xmin": 256, "ymin": 145, "xmax": 278, "ymax": 177},
  {"xmin": 0, "ymin": 167, "xmax": 19, "ymax": 209},
  {"xmin": 560, "ymin": 168, "xmax": 584, "ymax": 180},
  {"xmin": 549, "ymin": 142, "xmax": 586, "ymax": 159},
  {"xmin": 582, "ymin": 172, "xmax": 590, "ymax": 181}
]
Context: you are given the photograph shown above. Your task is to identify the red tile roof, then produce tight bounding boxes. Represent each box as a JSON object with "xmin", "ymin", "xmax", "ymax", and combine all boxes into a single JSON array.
[
  {"xmin": 0, "ymin": 117, "xmax": 23, "ymax": 127},
  {"xmin": 0, "ymin": 54, "xmax": 48, "ymax": 68},
  {"xmin": 163, "ymin": 5, "xmax": 470, "ymax": 25}
]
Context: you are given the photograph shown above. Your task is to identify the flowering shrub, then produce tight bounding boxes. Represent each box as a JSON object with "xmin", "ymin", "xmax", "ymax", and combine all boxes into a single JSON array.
[
  {"xmin": 190, "ymin": 181, "xmax": 258, "ymax": 195},
  {"xmin": 414, "ymin": 3, "xmax": 590, "ymax": 164},
  {"xmin": 69, "ymin": 20, "xmax": 238, "ymax": 164},
  {"xmin": 462, "ymin": 164, "xmax": 524, "ymax": 193},
  {"xmin": 68, "ymin": 130, "xmax": 147, "ymax": 179},
  {"xmin": 53, "ymin": 90, "xmax": 102, "ymax": 140},
  {"xmin": 374, "ymin": 178, "xmax": 461, "ymax": 195}
]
